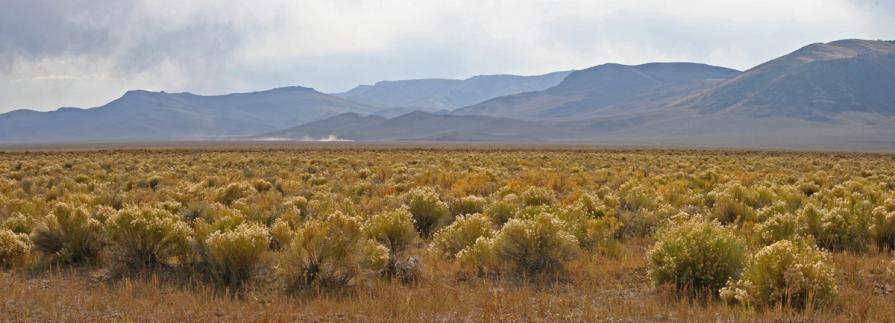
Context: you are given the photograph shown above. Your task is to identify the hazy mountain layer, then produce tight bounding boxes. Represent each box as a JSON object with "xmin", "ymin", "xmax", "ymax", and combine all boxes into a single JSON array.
[
  {"xmin": 335, "ymin": 71, "xmax": 571, "ymax": 111},
  {"xmin": 0, "ymin": 87, "xmax": 375, "ymax": 143},
  {"xmin": 683, "ymin": 39, "xmax": 895, "ymax": 120},
  {"xmin": 453, "ymin": 63, "xmax": 739, "ymax": 119}
]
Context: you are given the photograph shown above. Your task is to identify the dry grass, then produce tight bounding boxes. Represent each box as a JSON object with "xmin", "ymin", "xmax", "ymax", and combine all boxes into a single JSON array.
[{"xmin": 2, "ymin": 241, "xmax": 893, "ymax": 321}]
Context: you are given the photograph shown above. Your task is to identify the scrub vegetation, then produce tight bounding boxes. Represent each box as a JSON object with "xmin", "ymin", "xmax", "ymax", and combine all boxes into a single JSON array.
[{"xmin": 1, "ymin": 147, "xmax": 894, "ymax": 321}]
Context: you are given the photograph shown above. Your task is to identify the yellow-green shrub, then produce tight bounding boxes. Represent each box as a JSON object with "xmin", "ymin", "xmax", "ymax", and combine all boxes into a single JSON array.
[
  {"xmin": 520, "ymin": 187, "xmax": 555, "ymax": 207},
  {"xmin": 205, "ymin": 223, "xmax": 270, "ymax": 288},
  {"xmin": 430, "ymin": 213, "xmax": 494, "ymax": 259},
  {"xmin": 486, "ymin": 194, "xmax": 519, "ymax": 226},
  {"xmin": 812, "ymin": 204, "xmax": 872, "ymax": 252},
  {"xmin": 466, "ymin": 212, "xmax": 579, "ymax": 275},
  {"xmin": 755, "ymin": 212, "xmax": 803, "ymax": 246},
  {"xmin": 363, "ymin": 208, "xmax": 418, "ymax": 254},
  {"xmin": 105, "ymin": 205, "xmax": 193, "ymax": 269},
  {"xmin": 406, "ymin": 187, "xmax": 451, "ymax": 237},
  {"xmin": 720, "ymin": 239, "xmax": 837, "ymax": 308},
  {"xmin": 0, "ymin": 229, "xmax": 30, "ymax": 268},
  {"xmin": 287, "ymin": 211, "xmax": 389, "ymax": 289},
  {"xmin": 450, "ymin": 195, "xmax": 487, "ymax": 216},
  {"xmin": 30, "ymin": 203, "xmax": 103, "ymax": 264},
  {"xmin": 871, "ymin": 199, "xmax": 895, "ymax": 251},
  {"xmin": 648, "ymin": 220, "xmax": 746, "ymax": 293},
  {"xmin": 2, "ymin": 212, "xmax": 32, "ymax": 234},
  {"xmin": 270, "ymin": 218, "xmax": 295, "ymax": 250}
]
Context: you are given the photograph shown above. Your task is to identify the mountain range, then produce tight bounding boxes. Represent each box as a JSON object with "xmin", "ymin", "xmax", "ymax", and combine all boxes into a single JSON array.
[
  {"xmin": 2, "ymin": 39, "xmax": 894, "ymax": 150},
  {"xmin": 334, "ymin": 71, "xmax": 571, "ymax": 115}
]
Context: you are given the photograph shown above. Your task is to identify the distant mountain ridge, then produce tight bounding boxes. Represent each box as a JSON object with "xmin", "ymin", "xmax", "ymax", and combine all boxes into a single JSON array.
[
  {"xmin": 258, "ymin": 111, "xmax": 573, "ymax": 142},
  {"xmin": 0, "ymin": 86, "xmax": 375, "ymax": 143},
  {"xmin": 684, "ymin": 39, "xmax": 895, "ymax": 120},
  {"xmin": 453, "ymin": 62, "xmax": 739, "ymax": 119},
  {"xmin": 2, "ymin": 39, "xmax": 895, "ymax": 150},
  {"xmin": 334, "ymin": 71, "xmax": 571, "ymax": 111}
]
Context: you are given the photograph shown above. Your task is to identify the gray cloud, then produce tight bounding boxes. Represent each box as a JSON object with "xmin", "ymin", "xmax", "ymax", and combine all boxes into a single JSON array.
[{"xmin": 1, "ymin": 0, "xmax": 893, "ymax": 112}]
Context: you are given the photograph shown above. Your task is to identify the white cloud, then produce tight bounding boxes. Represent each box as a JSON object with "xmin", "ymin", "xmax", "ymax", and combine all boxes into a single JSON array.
[{"xmin": 0, "ymin": 0, "xmax": 892, "ymax": 112}]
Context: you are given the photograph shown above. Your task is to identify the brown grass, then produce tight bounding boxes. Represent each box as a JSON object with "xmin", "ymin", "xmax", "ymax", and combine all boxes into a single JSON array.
[{"xmin": 2, "ymin": 240, "xmax": 893, "ymax": 322}]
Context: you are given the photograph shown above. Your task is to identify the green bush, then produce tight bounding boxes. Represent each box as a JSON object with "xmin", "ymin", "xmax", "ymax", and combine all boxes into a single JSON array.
[
  {"xmin": 811, "ymin": 204, "xmax": 872, "ymax": 252},
  {"xmin": 465, "ymin": 212, "xmax": 579, "ymax": 275},
  {"xmin": 216, "ymin": 182, "xmax": 254, "ymax": 205},
  {"xmin": 871, "ymin": 199, "xmax": 895, "ymax": 251},
  {"xmin": 0, "ymin": 229, "xmax": 30, "ymax": 268},
  {"xmin": 30, "ymin": 203, "xmax": 103, "ymax": 264},
  {"xmin": 520, "ymin": 187, "xmax": 555, "ymax": 207},
  {"xmin": 648, "ymin": 220, "xmax": 747, "ymax": 293},
  {"xmin": 205, "ymin": 223, "xmax": 270, "ymax": 288},
  {"xmin": 430, "ymin": 213, "xmax": 494, "ymax": 259},
  {"xmin": 755, "ymin": 212, "xmax": 803, "ymax": 246},
  {"xmin": 720, "ymin": 239, "xmax": 837, "ymax": 308},
  {"xmin": 2, "ymin": 212, "xmax": 33, "ymax": 234},
  {"xmin": 287, "ymin": 211, "xmax": 389, "ymax": 290},
  {"xmin": 450, "ymin": 195, "xmax": 487, "ymax": 216},
  {"xmin": 270, "ymin": 218, "xmax": 295, "ymax": 250},
  {"xmin": 486, "ymin": 194, "xmax": 519, "ymax": 226},
  {"xmin": 708, "ymin": 183, "xmax": 757, "ymax": 224},
  {"xmin": 105, "ymin": 205, "xmax": 193, "ymax": 269},
  {"xmin": 406, "ymin": 187, "xmax": 451, "ymax": 237},
  {"xmin": 363, "ymin": 208, "xmax": 419, "ymax": 254},
  {"xmin": 556, "ymin": 206, "xmax": 623, "ymax": 250}
]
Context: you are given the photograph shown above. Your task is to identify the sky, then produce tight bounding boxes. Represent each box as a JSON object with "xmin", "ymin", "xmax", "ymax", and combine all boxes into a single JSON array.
[{"xmin": 1, "ymin": 0, "xmax": 893, "ymax": 113}]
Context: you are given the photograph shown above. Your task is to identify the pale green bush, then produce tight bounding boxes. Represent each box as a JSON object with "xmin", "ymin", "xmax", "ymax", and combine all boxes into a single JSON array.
[
  {"xmin": 708, "ymin": 183, "xmax": 757, "ymax": 224},
  {"xmin": 465, "ymin": 212, "xmax": 579, "ymax": 275},
  {"xmin": 216, "ymin": 182, "xmax": 254, "ymax": 205},
  {"xmin": 2, "ymin": 212, "xmax": 33, "ymax": 234},
  {"xmin": 486, "ymin": 194, "xmax": 519, "ymax": 226},
  {"xmin": 871, "ymin": 199, "xmax": 895, "ymax": 251},
  {"xmin": 720, "ymin": 239, "xmax": 837, "ymax": 308},
  {"xmin": 0, "ymin": 229, "xmax": 30, "ymax": 268},
  {"xmin": 30, "ymin": 203, "xmax": 103, "ymax": 264},
  {"xmin": 574, "ymin": 193, "xmax": 615, "ymax": 218},
  {"xmin": 812, "ymin": 203, "xmax": 872, "ymax": 252},
  {"xmin": 363, "ymin": 208, "xmax": 418, "ymax": 253},
  {"xmin": 287, "ymin": 211, "xmax": 389, "ymax": 290},
  {"xmin": 755, "ymin": 212, "xmax": 803, "ymax": 246},
  {"xmin": 270, "ymin": 218, "xmax": 295, "ymax": 250},
  {"xmin": 430, "ymin": 213, "xmax": 494, "ymax": 259},
  {"xmin": 520, "ymin": 187, "xmax": 555, "ymax": 207},
  {"xmin": 106, "ymin": 205, "xmax": 193, "ymax": 269},
  {"xmin": 406, "ymin": 187, "xmax": 451, "ymax": 237},
  {"xmin": 450, "ymin": 195, "xmax": 487, "ymax": 216},
  {"xmin": 457, "ymin": 236, "xmax": 496, "ymax": 274},
  {"xmin": 619, "ymin": 184, "xmax": 657, "ymax": 212},
  {"xmin": 648, "ymin": 220, "xmax": 746, "ymax": 293},
  {"xmin": 205, "ymin": 223, "xmax": 270, "ymax": 288},
  {"xmin": 556, "ymin": 207, "xmax": 622, "ymax": 250}
]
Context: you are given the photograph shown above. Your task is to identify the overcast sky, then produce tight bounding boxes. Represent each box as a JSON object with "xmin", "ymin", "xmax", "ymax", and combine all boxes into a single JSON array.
[{"xmin": 1, "ymin": 0, "xmax": 893, "ymax": 113}]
